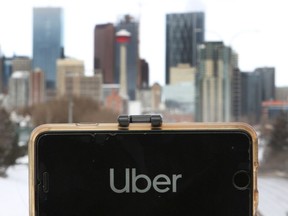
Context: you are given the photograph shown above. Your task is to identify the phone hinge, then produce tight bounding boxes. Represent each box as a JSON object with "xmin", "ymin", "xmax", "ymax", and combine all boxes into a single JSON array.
[{"xmin": 118, "ymin": 115, "xmax": 163, "ymax": 128}]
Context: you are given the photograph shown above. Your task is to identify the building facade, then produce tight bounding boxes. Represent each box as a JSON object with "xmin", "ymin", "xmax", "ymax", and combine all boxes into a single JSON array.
[
  {"xmin": 102, "ymin": 84, "xmax": 120, "ymax": 103},
  {"xmin": 240, "ymin": 67, "xmax": 276, "ymax": 124},
  {"xmin": 276, "ymin": 87, "xmax": 288, "ymax": 101},
  {"xmin": 29, "ymin": 68, "xmax": 45, "ymax": 106},
  {"xmin": 8, "ymin": 71, "xmax": 30, "ymax": 109},
  {"xmin": 166, "ymin": 12, "xmax": 205, "ymax": 84},
  {"xmin": 240, "ymin": 71, "xmax": 262, "ymax": 124},
  {"xmin": 169, "ymin": 63, "xmax": 196, "ymax": 85},
  {"xmin": 1, "ymin": 56, "xmax": 13, "ymax": 94},
  {"xmin": 94, "ymin": 23, "xmax": 115, "ymax": 84},
  {"xmin": 138, "ymin": 59, "xmax": 149, "ymax": 89},
  {"xmin": 162, "ymin": 82, "xmax": 195, "ymax": 115},
  {"xmin": 33, "ymin": 7, "xmax": 64, "ymax": 89},
  {"xmin": 57, "ymin": 58, "xmax": 102, "ymax": 102},
  {"xmin": 195, "ymin": 42, "xmax": 237, "ymax": 122},
  {"xmin": 115, "ymin": 15, "xmax": 139, "ymax": 100},
  {"xmin": 74, "ymin": 74, "xmax": 102, "ymax": 102},
  {"xmin": 63, "ymin": 74, "xmax": 102, "ymax": 102},
  {"xmin": 56, "ymin": 58, "xmax": 84, "ymax": 97},
  {"xmin": 12, "ymin": 56, "xmax": 32, "ymax": 72},
  {"xmin": 232, "ymin": 67, "xmax": 241, "ymax": 121},
  {"xmin": 104, "ymin": 90, "xmax": 123, "ymax": 114},
  {"xmin": 262, "ymin": 101, "xmax": 288, "ymax": 122},
  {"xmin": 254, "ymin": 67, "xmax": 275, "ymax": 101}
]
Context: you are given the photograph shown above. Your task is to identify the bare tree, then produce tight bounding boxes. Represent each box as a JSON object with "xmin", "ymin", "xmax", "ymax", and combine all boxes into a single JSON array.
[
  {"xmin": 268, "ymin": 112, "xmax": 288, "ymax": 152},
  {"xmin": 28, "ymin": 96, "xmax": 119, "ymax": 126}
]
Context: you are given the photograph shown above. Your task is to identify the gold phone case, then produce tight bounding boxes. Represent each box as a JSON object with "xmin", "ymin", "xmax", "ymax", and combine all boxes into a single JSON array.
[{"xmin": 29, "ymin": 121, "xmax": 258, "ymax": 216}]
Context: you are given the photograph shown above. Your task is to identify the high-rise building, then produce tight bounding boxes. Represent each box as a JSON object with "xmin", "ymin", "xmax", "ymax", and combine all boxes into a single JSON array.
[
  {"xmin": 138, "ymin": 59, "xmax": 149, "ymax": 89},
  {"xmin": 94, "ymin": 23, "xmax": 115, "ymax": 84},
  {"xmin": 29, "ymin": 68, "xmax": 45, "ymax": 106},
  {"xmin": 254, "ymin": 67, "xmax": 275, "ymax": 101},
  {"xmin": 115, "ymin": 15, "xmax": 139, "ymax": 100},
  {"xmin": 240, "ymin": 71, "xmax": 262, "ymax": 124},
  {"xmin": 232, "ymin": 67, "xmax": 241, "ymax": 121},
  {"xmin": 166, "ymin": 12, "xmax": 205, "ymax": 84},
  {"xmin": 56, "ymin": 58, "xmax": 84, "ymax": 98},
  {"xmin": 8, "ymin": 71, "xmax": 30, "ymax": 109},
  {"xmin": 240, "ymin": 67, "xmax": 275, "ymax": 124},
  {"xmin": 33, "ymin": 7, "xmax": 64, "ymax": 89},
  {"xmin": 195, "ymin": 42, "xmax": 237, "ymax": 122}
]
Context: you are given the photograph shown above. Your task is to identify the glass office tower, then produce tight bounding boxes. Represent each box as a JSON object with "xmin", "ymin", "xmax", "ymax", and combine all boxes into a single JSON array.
[
  {"xmin": 166, "ymin": 12, "xmax": 205, "ymax": 84},
  {"xmin": 33, "ymin": 7, "xmax": 64, "ymax": 89}
]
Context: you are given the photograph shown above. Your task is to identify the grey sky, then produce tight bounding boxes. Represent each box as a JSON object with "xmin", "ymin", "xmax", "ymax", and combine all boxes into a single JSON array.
[{"xmin": 0, "ymin": 0, "xmax": 287, "ymax": 86}]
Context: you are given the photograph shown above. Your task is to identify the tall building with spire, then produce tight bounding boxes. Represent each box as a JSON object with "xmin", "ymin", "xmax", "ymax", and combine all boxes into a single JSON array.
[
  {"xmin": 33, "ymin": 7, "xmax": 64, "ymax": 90},
  {"xmin": 166, "ymin": 12, "xmax": 205, "ymax": 84},
  {"xmin": 115, "ymin": 15, "xmax": 139, "ymax": 100}
]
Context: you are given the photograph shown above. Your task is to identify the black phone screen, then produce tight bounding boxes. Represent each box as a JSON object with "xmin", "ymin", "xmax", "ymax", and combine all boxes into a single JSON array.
[{"xmin": 35, "ymin": 130, "xmax": 253, "ymax": 216}]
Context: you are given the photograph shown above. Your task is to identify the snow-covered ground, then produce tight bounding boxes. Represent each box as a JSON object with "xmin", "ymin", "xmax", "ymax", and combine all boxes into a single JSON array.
[
  {"xmin": 0, "ymin": 159, "xmax": 29, "ymax": 216},
  {"xmin": 0, "ymin": 156, "xmax": 287, "ymax": 216}
]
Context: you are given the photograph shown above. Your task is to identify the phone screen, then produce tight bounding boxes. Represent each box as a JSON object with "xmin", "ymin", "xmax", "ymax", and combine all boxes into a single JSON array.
[{"xmin": 35, "ymin": 130, "xmax": 253, "ymax": 216}]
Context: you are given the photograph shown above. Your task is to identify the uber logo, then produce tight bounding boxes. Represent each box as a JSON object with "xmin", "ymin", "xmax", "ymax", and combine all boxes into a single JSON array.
[{"xmin": 109, "ymin": 168, "xmax": 182, "ymax": 193}]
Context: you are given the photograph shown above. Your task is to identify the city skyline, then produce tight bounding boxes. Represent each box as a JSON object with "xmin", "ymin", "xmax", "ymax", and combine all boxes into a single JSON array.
[{"xmin": 0, "ymin": 0, "xmax": 287, "ymax": 86}]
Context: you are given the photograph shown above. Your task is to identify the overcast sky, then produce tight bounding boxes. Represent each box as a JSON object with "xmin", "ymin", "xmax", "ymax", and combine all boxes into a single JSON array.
[{"xmin": 0, "ymin": 0, "xmax": 287, "ymax": 86}]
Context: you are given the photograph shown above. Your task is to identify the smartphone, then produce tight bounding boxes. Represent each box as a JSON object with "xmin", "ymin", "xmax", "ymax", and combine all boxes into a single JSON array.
[{"xmin": 29, "ymin": 120, "xmax": 258, "ymax": 216}]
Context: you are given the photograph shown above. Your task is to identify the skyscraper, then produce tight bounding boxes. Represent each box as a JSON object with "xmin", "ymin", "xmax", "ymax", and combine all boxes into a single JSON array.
[
  {"xmin": 8, "ymin": 71, "xmax": 30, "ymax": 109},
  {"xmin": 166, "ymin": 12, "xmax": 205, "ymax": 84},
  {"xmin": 240, "ymin": 67, "xmax": 276, "ymax": 124},
  {"xmin": 94, "ymin": 23, "xmax": 115, "ymax": 84},
  {"xmin": 254, "ymin": 67, "xmax": 275, "ymax": 101},
  {"xmin": 195, "ymin": 42, "xmax": 238, "ymax": 122},
  {"xmin": 240, "ymin": 71, "xmax": 262, "ymax": 124},
  {"xmin": 33, "ymin": 7, "xmax": 64, "ymax": 89},
  {"xmin": 138, "ymin": 59, "xmax": 149, "ymax": 89},
  {"xmin": 115, "ymin": 15, "xmax": 139, "ymax": 100},
  {"xmin": 29, "ymin": 68, "xmax": 45, "ymax": 106}
]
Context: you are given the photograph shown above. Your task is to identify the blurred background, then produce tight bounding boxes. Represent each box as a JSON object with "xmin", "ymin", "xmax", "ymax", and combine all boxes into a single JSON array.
[{"xmin": 0, "ymin": 0, "xmax": 287, "ymax": 215}]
